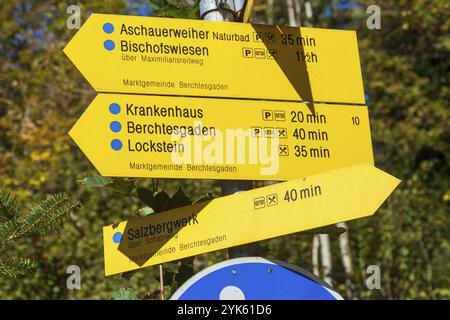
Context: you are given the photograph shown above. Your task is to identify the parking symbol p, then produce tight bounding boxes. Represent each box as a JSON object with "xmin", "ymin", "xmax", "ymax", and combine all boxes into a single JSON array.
[
  {"xmin": 254, "ymin": 32, "xmax": 264, "ymax": 42},
  {"xmin": 262, "ymin": 110, "xmax": 273, "ymax": 121},
  {"xmin": 252, "ymin": 127, "xmax": 262, "ymax": 137},
  {"xmin": 243, "ymin": 48, "xmax": 253, "ymax": 58}
]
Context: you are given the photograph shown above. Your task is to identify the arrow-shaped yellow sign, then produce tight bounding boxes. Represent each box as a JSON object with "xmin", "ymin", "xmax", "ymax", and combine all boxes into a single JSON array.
[
  {"xmin": 69, "ymin": 93, "xmax": 373, "ymax": 180},
  {"xmin": 63, "ymin": 13, "xmax": 365, "ymax": 104},
  {"xmin": 103, "ymin": 164, "xmax": 400, "ymax": 276}
]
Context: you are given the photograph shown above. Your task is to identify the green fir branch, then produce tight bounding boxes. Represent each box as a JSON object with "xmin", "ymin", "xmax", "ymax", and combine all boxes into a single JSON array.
[
  {"xmin": 17, "ymin": 193, "xmax": 79, "ymax": 238},
  {"xmin": 0, "ymin": 219, "xmax": 20, "ymax": 246},
  {"xmin": 0, "ymin": 186, "xmax": 22, "ymax": 221},
  {"xmin": 0, "ymin": 193, "xmax": 79, "ymax": 245},
  {"xmin": 0, "ymin": 257, "xmax": 37, "ymax": 278},
  {"xmin": 0, "ymin": 189, "xmax": 79, "ymax": 279}
]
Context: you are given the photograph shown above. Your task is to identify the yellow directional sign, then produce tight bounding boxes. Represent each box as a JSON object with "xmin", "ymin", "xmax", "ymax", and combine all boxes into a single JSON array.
[
  {"xmin": 64, "ymin": 13, "xmax": 365, "ymax": 104},
  {"xmin": 69, "ymin": 94, "xmax": 373, "ymax": 180},
  {"xmin": 103, "ymin": 164, "xmax": 400, "ymax": 276}
]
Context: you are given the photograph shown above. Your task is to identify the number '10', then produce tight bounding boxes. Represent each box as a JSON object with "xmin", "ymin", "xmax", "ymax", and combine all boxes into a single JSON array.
[{"xmin": 352, "ymin": 116, "xmax": 360, "ymax": 125}]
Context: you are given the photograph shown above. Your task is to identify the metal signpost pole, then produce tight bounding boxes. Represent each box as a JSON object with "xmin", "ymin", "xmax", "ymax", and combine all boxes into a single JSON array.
[{"xmin": 199, "ymin": 0, "xmax": 259, "ymax": 258}]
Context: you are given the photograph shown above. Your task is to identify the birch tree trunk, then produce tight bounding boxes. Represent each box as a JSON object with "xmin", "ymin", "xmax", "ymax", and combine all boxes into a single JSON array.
[
  {"xmin": 294, "ymin": 0, "xmax": 302, "ymax": 26},
  {"xmin": 319, "ymin": 234, "xmax": 333, "ymax": 285},
  {"xmin": 337, "ymin": 222, "xmax": 355, "ymax": 298},
  {"xmin": 286, "ymin": 0, "xmax": 297, "ymax": 26},
  {"xmin": 304, "ymin": 0, "xmax": 313, "ymax": 26},
  {"xmin": 267, "ymin": 0, "xmax": 274, "ymax": 25},
  {"xmin": 312, "ymin": 234, "xmax": 320, "ymax": 276}
]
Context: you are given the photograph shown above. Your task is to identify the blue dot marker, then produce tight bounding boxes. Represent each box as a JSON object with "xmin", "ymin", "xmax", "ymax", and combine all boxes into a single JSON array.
[
  {"xmin": 111, "ymin": 139, "xmax": 122, "ymax": 151},
  {"xmin": 104, "ymin": 40, "xmax": 115, "ymax": 51},
  {"xmin": 110, "ymin": 121, "xmax": 122, "ymax": 133},
  {"xmin": 103, "ymin": 23, "xmax": 114, "ymax": 34},
  {"xmin": 109, "ymin": 103, "xmax": 121, "ymax": 114},
  {"xmin": 112, "ymin": 232, "xmax": 122, "ymax": 244}
]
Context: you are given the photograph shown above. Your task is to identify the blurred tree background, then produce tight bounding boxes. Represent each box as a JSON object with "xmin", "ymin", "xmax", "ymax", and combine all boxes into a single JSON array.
[{"xmin": 0, "ymin": 0, "xmax": 448, "ymax": 299}]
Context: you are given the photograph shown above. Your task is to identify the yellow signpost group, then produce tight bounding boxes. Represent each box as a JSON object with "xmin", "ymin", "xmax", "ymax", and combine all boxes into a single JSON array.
[{"xmin": 64, "ymin": 13, "xmax": 400, "ymax": 277}]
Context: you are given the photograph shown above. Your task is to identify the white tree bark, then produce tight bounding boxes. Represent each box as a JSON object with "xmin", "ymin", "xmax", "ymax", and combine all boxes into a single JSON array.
[
  {"xmin": 319, "ymin": 234, "xmax": 333, "ymax": 285},
  {"xmin": 267, "ymin": 0, "xmax": 274, "ymax": 25},
  {"xmin": 312, "ymin": 234, "xmax": 320, "ymax": 276},
  {"xmin": 337, "ymin": 223, "xmax": 353, "ymax": 274},
  {"xmin": 286, "ymin": 0, "xmax": 297, "ymax": 26},
  {"xmin": 337, "ymin": 222, "xmax": 355, "ymax": 298},
  {"xmin": 294, "ymin": 0, "xmax": 302, "ymax": 25},
  {"xmin": 304, "ymin": 0, "xmax": 313, "ymax": 19}
]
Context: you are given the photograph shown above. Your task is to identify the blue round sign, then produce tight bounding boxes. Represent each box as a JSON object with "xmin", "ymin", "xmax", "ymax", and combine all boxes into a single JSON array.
[{"xmin": 171, "ymin": 257, "xmax": 343, "ymax": 300}]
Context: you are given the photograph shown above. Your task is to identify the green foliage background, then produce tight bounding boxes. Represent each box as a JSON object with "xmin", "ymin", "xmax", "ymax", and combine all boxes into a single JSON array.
[{"xmin": 0, "ymin": 0, "xmax": 448, "ymax": 299}]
